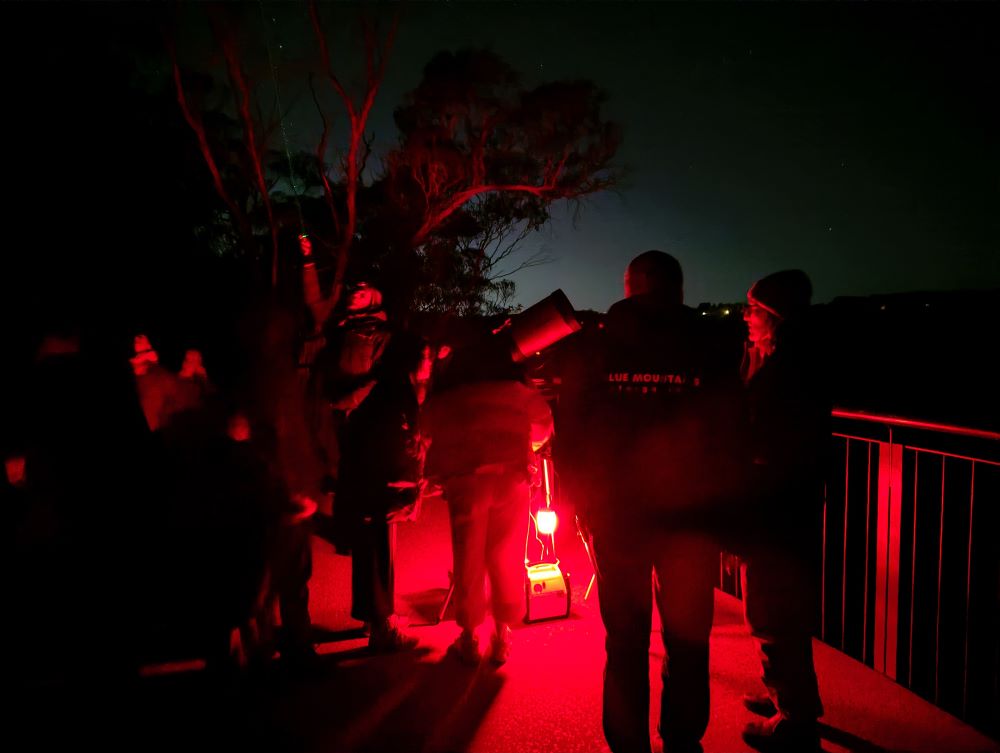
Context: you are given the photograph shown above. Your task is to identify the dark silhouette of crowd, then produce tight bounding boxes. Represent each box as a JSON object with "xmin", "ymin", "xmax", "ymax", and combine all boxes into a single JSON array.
[{"xmin": 3, "ymin": 244, "xmax": 835, "ymax": 753}]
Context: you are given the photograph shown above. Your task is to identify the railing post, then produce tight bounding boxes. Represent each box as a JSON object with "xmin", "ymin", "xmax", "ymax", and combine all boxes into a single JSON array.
[{"xmin": 874, "ymin": 434, "xmax": 903, "ymax": 679}]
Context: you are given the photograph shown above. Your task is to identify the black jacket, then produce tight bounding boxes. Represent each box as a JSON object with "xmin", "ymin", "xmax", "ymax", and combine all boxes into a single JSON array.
[
  {"xmin": 558, "ymin": 295, "xmax": 742, "ymax": 532},
  {"xmin": 336, "ymin": 373, "xmax": 424, "ymax": 523},
  {"xmin": 737, "ymin": 313, "xmax": 831, "ymax": 552}
]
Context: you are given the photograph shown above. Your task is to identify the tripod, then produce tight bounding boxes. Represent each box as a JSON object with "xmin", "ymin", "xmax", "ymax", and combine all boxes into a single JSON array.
[
  {"xmin": 575, "ymin": 514, "xmax": 601, "ymax": 601},
  {"xmin": 437, "ymin": 572, "xmax": 455, "ymax": 624}
]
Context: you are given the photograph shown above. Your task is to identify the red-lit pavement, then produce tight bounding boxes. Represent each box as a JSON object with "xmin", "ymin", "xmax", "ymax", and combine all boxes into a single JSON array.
[
  {"xmin": 68, "ymin": 496, "xmax": 997, "ymax": 752},
  {"xmin": 301, "ymin": 497, "xmax": 996, "ymax": 753}
]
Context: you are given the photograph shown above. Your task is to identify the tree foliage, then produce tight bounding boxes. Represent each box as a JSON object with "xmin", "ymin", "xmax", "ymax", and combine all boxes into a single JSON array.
[{"xmin": 170, "ymin": 13, "xmax": 621, "ymax": 317}]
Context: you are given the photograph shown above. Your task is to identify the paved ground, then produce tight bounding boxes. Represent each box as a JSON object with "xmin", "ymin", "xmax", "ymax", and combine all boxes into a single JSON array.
[{"xmin": 16, "ymin": 496, "xmax": 997, "ymax": 752}]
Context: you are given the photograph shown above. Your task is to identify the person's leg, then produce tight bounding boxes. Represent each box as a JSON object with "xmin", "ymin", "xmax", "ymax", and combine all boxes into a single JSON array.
[
  {"xmin": 654, "ymin": 533, "xmax": 716, "ymax": 750},
  {"xmin": 594, "ymin": 532, "xmax": 654, "ymax": 753},
  {"xmin": 742, "ymin": 550, "xmax": 823, "ymax": 722},
  {"xmin": 445, "ymin": 475, "xmax": 490, "ymax": 661},
  {"xmin": 368, "ymin": 522, "xmax": 418, "ymax": 651},
  {"xmin": 485, "ymin": 474, "xmax": 529, "ymax": 661},
  {"xmin": 278, "ymin": 524, "xmax": 315, "ymax": 656},
  {"xmin": 741, "ymin": 549, "xmax": 822, "ymax": 751},
  {"xmin": 350, "ymin": 515, "xmax": 379, "ymax": 623}
]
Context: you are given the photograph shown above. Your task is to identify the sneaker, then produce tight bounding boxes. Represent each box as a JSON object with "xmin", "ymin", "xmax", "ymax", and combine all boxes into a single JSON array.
[
  {"xmin": 743, "ymin": 692, "xmax": 777, "ymax": 718},
  {"xmin": 488, "ymin": 624, "xmax": 512, "ymax": 665},
  {"xmin": 742, "ymin": 714, "xmax": 820, "ymax": 753},
  {"xmin": 448, "ymin": 629, "xmax": 481, "ymax": 666},
  {"xmin": 368, "ymin": 615, "xmax": 419, "ymax": 653}
]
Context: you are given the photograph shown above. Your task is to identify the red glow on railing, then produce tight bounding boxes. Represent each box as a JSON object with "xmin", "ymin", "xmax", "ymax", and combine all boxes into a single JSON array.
[{"xmin": 831, "ymin": 409, "xmax": 1000, "ymax": 442}]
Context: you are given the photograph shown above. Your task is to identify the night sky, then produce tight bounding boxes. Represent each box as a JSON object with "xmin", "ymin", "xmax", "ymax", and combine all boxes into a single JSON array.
[
  {"xmin": 5, "ymin": 1, "xmax": 999, "ymax": 315},
  {"xmin": 253, "ymin": 0, "xmax": 999, "ymax": 312},
  {"xmin": 246, "ymin": 2, "xmax": 1000, "ymax": 310}
]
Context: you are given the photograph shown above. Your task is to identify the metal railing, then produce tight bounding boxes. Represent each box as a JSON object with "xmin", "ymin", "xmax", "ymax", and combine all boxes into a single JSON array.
[{"xmin": 720, "ymin": 409, "xmax": 1000, "ymax": 736}]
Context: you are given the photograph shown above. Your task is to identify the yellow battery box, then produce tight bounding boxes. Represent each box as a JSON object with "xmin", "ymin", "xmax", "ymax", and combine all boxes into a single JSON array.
[{"xmin": 525, "ymin": 562, "xmax": 571, "ymax": 622}]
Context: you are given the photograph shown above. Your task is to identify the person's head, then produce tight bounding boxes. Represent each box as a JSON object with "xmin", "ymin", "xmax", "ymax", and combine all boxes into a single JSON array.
[
  {"xmin": 744, "ymin": 269, "xmax": 812, "ymax": 347},
  {"xmin": 346, "ymin": 281, "xmax": 383, "ymax": 313},
  {"xmin": 625, "ymin": 250, "xmax": 683, "ymax": 304},
  {"xmin": 227, "ymin": 411, "xmax": 252, "ymax": 443},
  {"xmin": 179, "ymin": 349, "xmax": 206, "ymax": 380},
  {"xmin": 130, "ymin": 333, "xmax": 159, "ymax": 376}
]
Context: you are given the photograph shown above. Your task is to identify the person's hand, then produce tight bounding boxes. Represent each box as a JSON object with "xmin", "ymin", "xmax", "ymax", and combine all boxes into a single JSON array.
[
  {"xmin": 420, "ymin": 480, "xmax": 443, "ymax": 501},
  {"xmin": 385, "ymin": 481, "xmax": 423, "ymax": 524},
  {"xmin": 386, "ymin": 500, "xmax": 420, "ymax": 525},
  {"xmin": 406, "ymin": 480, "xmax": 430, "ymax": 521},
  {"xmin": 722, "ymin": 552, "xmax": 740, "ymax": 576},
  {"xmin": 288, "ymin": 494, "xmax": 319, "ymax": 524},
  {"xmin": 298, "ymin": 234, "xmax": 313, "ymax": 258},
  {"xmin": 386, "ymin": 480, "xmax": 418, "ymax": 491}
]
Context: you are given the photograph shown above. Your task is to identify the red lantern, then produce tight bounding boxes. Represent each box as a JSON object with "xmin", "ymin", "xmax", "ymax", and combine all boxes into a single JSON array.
[{"xmin": 536, "ymin": 508, "xmax": 557, "ymax": 535}]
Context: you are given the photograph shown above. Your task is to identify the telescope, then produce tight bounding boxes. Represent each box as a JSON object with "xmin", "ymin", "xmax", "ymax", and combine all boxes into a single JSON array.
[
  {"xmin": 504, "ymin": 288, "xmax": 582, "ymax": 362},
  {"xmin": 435, "ymin": 289, "xmax": 582, "ymax": 392}
]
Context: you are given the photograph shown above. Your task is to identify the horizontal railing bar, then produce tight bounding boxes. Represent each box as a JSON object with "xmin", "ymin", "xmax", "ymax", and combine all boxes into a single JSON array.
[
  {"xmin": 833, "ymin": 432, "xmax": 883, "ymax": 444},
  {"xmin": 832, "ymin": 409, "xmax": 1000, "ymax": 442},
  {"xmin": 903, "ymin": 445, "xmax": 1000, "ymax": 468}
]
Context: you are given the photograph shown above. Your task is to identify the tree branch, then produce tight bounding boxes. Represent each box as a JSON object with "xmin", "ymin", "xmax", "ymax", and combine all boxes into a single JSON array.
[
  {"xmin": 309, "ymin": 0, "xmax": 398, "ymax": 309},
  {"xmin": 308, "ymin": 72, "xmax": 341, "ymax": 237},
  {"xmin": 167, "ymin": 39, "xmax": 252, "ymax": 247}
]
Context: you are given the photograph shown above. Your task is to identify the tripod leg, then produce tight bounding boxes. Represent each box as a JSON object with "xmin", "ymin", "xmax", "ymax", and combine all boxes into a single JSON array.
[
  {"xmin": 584, "ymin": 572, "xmax": 597, "ymax": 602},
  {"xmin": 437, "ymin": 574, "xmax": 455, "ymax": 624}
]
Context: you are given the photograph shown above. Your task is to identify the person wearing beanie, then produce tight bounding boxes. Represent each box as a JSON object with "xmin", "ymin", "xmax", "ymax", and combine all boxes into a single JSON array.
[
  {"xmin": 558, "ymin": 250, "xmax": 742, "ymax": 753},
  {"xmin": 737, "ymin": 269, "xmax": 829, "ymax": 753},
  {"xmin": 741, "ymin": 269, "xmax": 812, "ymax": 381}
]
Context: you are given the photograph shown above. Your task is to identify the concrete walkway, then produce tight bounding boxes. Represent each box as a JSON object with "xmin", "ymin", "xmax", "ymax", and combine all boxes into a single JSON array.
[{"xmin": 23, "ymin": 495, "xmax": 994, "ymax": 752}]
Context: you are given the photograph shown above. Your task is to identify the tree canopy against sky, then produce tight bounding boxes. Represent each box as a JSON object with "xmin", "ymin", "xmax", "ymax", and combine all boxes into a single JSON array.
[
  {"xmin": 2, "ymin": 1, "xmax": 997, "ymax": 326},
  {"xmin": 164, "ymin": 2, "xmax": 620, "ymax": 317},
  {"xmin": 333, "ymin": 0, "xmax": 995, "ymax": 312}
]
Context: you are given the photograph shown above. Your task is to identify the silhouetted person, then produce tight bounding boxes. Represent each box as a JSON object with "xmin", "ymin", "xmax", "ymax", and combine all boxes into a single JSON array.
[
  {"xmin": 14, "ymin": 317, "xmax": 153, "ymax": 689},
  {"xmin": 338, "ymin": 333, "xmax": 434, "ymax": 651},
  {"xmin": 130, "ymin": 335, "xmax": 213, "ymax": 431},
  {"xmin": 736, "ymin": 270, "xmax": 828, "ymax": 753},
  {"xmin": 239, "ymin": 298, "xmax": 323, "ymax": 667},
  {"xmin": 309, "ymin": 280, "xmax": 392, "ymax": 542},
  {"xmin": 559, "ymin": 250, "xmax": 735, "ymax": 753},
  {"xmin": 130, "ymin": 333, "xmax": 176, "ymax": 431},
  {"xmin": 423, "ymin": 332, "xmax": 553, "ymax": 666},
  {"xmin": 159, "ymin": 400, "xmax": 276, "ymax": 674}
]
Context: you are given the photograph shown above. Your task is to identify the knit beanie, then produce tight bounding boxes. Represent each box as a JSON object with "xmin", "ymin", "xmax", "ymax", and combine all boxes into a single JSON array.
[{"xmin": 746, "ymin": 269, "xmax": 812, "ymax": 320}]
